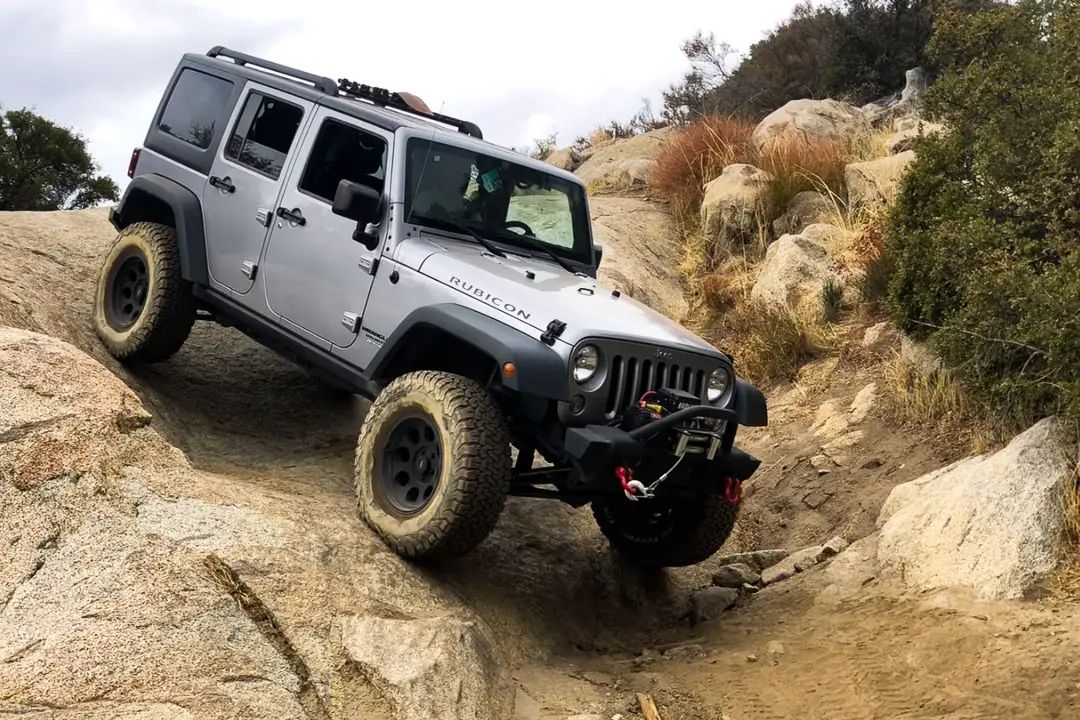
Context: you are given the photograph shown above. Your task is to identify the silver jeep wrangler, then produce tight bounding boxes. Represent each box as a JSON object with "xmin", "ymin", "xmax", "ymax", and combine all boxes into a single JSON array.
[{"xmin": 94, "ymin": 47, "xmax": 769, "ymax": 567}]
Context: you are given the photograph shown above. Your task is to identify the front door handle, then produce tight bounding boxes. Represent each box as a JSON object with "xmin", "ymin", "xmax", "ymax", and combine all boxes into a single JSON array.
[
  {"xmin": 276, "ymin": 206, "xmax": 306, "ymax": 226},
  {"xmin": 209, "ymin": 175, "xmax": 235, "ymax": 193}
]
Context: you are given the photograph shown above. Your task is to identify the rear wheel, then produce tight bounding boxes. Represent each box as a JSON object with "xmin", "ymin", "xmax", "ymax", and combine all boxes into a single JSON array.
[
  {"xmin": 353, "ymin": 370, "xmax": 511, "ymax": 560},
  {"xmin": 92, "ymin": 221, "xmax": 196, "ymax": 363},
  {"xmin": 591, "ymin": 490, "xmax": 740, "ymax": 568}
]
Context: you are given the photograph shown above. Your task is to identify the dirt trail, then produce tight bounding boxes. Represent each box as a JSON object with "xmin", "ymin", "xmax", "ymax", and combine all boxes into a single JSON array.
[{"xmin": 2, "ymin": 208, "xmax": 1079, "ymax": 720}]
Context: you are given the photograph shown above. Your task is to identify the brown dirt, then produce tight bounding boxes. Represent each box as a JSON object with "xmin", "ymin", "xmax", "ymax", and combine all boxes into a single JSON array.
[{"xmin": 2, "ymin": 207, "xmax": 1079, "ymax": 720}]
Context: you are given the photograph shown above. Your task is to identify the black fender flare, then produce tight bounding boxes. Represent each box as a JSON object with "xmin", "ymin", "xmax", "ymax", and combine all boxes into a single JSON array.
[
  {"xmin": 732, "ymin": 377, "xmax": 768, "ymax": 427},
  {"xmin": 367, "ymin": 304, "xmax": 569, "ymax": 401},
  {"xmin": 109, "ymin": 173, "xmax": 209, "ymax": 286}
]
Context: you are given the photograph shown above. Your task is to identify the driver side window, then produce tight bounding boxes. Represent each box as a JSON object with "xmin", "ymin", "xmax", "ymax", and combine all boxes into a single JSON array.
[{"xmin": 298, "ymin": 119, "xmax": 387, "ymax": 204}]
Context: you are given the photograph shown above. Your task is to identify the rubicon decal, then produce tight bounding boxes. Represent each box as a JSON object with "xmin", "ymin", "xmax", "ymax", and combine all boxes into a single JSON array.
[{"xmin": 449, "ymin": 276, "xmax": 531, "ymax": 321}]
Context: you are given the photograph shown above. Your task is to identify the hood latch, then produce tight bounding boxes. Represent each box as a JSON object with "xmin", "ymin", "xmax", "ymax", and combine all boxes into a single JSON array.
[{"xmin": 540, "ymin": 319, "xmax": 566, "ymax": 346}]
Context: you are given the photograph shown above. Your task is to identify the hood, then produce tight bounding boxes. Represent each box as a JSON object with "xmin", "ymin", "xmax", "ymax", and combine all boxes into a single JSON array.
[{"xmin": 407, "ymin": 236, "xmax": 726, "ymax": 358}]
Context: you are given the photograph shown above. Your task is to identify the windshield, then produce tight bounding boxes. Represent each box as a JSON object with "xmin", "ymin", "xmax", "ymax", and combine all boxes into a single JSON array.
[{"xmin": 403, "ymin": 137, "xmax": 593, "ymax": 265}]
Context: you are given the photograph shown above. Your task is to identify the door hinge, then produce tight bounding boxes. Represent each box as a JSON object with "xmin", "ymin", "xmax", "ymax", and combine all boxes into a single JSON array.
[
  {"xmin": 358, "ymin": 256, "xmax": 379, "ymax": 276},
  {"xmin": 241, "ymin": 261, "xmax": 258, "ymax": 280},
  {"xmin": 341, "ymin": 312, "xmax": 361, "ymax": 333},
  {"xmin": 255, "ymin": 208, "xmax": 272, "ymax": 227}
]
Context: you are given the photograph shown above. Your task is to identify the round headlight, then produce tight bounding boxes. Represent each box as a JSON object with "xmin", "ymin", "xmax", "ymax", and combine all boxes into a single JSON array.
[
  {"xmin": 572, "ymin": 345, "xmax": 600, "ymax": 384},
  {"xmin": 707, "ymin": 367, "xmax": 731, "ymax": 403}
]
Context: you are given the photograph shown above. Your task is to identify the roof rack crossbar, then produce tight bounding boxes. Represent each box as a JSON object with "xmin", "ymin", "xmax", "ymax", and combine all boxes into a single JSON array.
[
  {"xmin": 206, "ymin": 46, "xmax": 338, "ymax": 95},
  {"xmin": 337, "ymin": 78, "xmax": 483, "ymax": 140}
]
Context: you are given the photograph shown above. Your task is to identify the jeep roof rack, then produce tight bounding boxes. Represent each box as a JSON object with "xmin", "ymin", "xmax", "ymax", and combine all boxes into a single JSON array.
[
  {"xmin": 206, "ymin": 46, "xmax": 339, "ymax": 95},
  {"xmin": 205, "ymin": 46, "xmax": 483, "ymax": 140},
  {"xmin": 337, "ymin": 79, "xmax": 483, "ymax": 140}
]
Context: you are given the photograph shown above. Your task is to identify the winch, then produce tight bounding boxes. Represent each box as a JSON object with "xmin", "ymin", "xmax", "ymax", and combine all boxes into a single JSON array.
[{"xmin": 614, "ymin": 387, "xmax": 729, "ymax": 501}]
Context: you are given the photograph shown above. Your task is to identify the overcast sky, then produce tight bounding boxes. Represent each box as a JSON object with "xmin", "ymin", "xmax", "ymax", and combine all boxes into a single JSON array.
[{"xmin": 0, "ymin": 0, "xmax": 803, "ymax": 190}]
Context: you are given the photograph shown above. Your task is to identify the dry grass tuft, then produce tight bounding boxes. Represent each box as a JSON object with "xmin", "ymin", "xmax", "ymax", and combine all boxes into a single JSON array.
[
  {"xmin": 1050, "ymin": 469, "xmax": 1080, "ymax": 600},
  {"xmin": 756, "ymin": 137, "xmax": 850, "ymax": 224},
  {"xmin": 709, "ymin": 299, "xmax": 840, "ymax": 387},
  {"xmin": 880, "ymin": 353, "xmax": 1000, "ymax": 453},
  {"xmin": 649, "ymin": 116, "xmax": 756, "ymax": 228}
]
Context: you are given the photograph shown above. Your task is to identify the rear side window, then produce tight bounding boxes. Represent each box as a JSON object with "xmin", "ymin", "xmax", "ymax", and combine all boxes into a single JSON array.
[
  {"xmin": 225, "ymin": 92, "xmax": 304, "ymax": 180},
  {"xmin": 158, "ymin": 68, "xmax": 234, "ymax": 149}
]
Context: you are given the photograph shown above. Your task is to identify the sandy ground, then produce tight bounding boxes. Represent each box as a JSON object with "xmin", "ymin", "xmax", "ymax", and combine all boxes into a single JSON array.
[{"xmin": 2, "ymin": 207, "xmax": 1079, "ymax": 719}]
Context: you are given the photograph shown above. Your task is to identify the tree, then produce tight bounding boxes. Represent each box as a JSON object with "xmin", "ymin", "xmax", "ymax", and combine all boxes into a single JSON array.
[
  {"xmin": 886, "ymin": 0, "xmax": 1080, "ymax": 429},
  {"xmin": 0, "ymin": 107, "xmax": 119, "ymax": 211}
]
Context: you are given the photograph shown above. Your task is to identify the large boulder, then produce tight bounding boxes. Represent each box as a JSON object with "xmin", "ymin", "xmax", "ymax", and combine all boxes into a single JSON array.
[
  {"xmin": 751, "ymin": 99, "xmax": 871, "ymax": 152},
  {"xmin": 700, "ymin": 164, "xmax": 773, "ymax": 249},
  {"xmin": 771, "ymin": 190, "xmax": 832, "ymax": 237},
  {"xmin": 750, "ymin": 224, "xmax": 843, "ymax": 311},
  {"xmin": 844, "ymin": 151, "xmax": 916, "ymax": 213},
  {"xmin": 572, "ymin": 127, "xmax": 673, "ymax": 190},
  {"xmin": 877, "ymin": 417, "xmax": 1074, "ymax": 600},
  {"xmin": 0, "ymin": 327, "xmax": 517, "ymax": 719}
]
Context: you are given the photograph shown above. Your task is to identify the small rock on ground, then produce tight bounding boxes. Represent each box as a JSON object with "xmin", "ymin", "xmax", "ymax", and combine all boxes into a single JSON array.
[
  {"xmin": 712, "ymin": 562, "xmax": 762, "ymax": 588},
  {"xmin": 761, "ymin": 546, "xmax": 825, "ymax": 585},
  {"xmin": 690, "ymin": 587, "xmax": 739, "ymax": 623},
  {"xmin": 715, "ymin": 549, "xmax": 789, "ymax": 572}
]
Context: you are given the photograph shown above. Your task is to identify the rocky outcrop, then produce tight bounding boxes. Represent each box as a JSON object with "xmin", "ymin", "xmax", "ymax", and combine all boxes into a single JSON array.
[
  {"xmin": 877, "ymin": 417, "xmax": 1074, "ymax": 600},
  {"xmin": 888, "ymin": 116, "xmax": 946, "ymax": 155},
  {"xmin": 752, "ymin": 99, "xmax": 871, "ymax": 152},
  {"xmin": 591, "ymin": 196, "xmax": 688, "ymax": 321},
  {"xmin": 844, "ymin": 151, "xmax": 916, "ymax": 213},
  {"xmin": 340, "ymin": 614, "xmax": 514, "ymax": 720},
  {"xmin": 700, "ymin": 164, "xmax": 773, "ymax": 249},
  {"xmin": 750, "ymin": 224, "xmax": 842, "ymax": 311},
  {"xmin": 572, "ymin": 127, "xmax": 673, "ymax": 189},
  {"xmin": 0, "ymin": 327, "xmax": 515, "ymax": 720}
]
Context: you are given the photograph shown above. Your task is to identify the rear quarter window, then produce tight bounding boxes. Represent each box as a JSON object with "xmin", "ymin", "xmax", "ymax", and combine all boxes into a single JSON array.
[{"xmin": 158, "ymin": 68, "xmax": 235, "ymax": 149}]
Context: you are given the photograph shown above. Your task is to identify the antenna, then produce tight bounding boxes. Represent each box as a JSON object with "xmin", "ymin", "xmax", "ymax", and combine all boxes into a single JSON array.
[{"xmin": 404, "ymin": 102, "xmax": 444, "ymax": 229}]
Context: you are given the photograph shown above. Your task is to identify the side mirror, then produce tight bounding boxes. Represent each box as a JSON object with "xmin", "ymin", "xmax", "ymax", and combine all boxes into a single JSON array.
[
  {"xmin": 333, "ymin": 180, "xmax": 382, "ymax": 250},
  {"xmin": 593, "ymin": 242, "xmax": 604, "ymax": 269}
]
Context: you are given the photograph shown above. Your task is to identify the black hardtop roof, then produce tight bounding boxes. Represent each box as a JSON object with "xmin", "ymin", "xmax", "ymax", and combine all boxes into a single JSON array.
[{"xmin": 181, "ymin": 47, "xmax": 583, "ymax": 186}]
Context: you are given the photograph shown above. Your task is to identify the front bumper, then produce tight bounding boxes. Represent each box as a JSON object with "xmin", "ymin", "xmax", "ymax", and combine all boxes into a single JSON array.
[{"xmin": 563, "ymin": 404, "xmax": 762, "ymax": 482}]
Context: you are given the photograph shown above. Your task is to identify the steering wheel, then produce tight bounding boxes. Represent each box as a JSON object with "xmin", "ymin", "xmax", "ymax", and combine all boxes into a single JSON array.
[{"xmin": 504, "ymin": 220, "xmax": 536, "ymax": 236}]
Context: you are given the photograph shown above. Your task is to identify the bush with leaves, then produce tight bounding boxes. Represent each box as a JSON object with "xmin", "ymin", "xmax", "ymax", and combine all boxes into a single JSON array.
[
  {"xmin": 0, "ymin": 107, "xmax": 118, "ymax": 211},
  {"xmin": 886, "ymin": 0, "xmax": 1080, "ymax": 429}
]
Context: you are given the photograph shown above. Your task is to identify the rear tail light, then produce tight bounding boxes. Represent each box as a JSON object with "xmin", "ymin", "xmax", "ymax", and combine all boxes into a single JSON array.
[{"xmin": 127, "ymin": 148, "xmax": 141, "ymax": 178}]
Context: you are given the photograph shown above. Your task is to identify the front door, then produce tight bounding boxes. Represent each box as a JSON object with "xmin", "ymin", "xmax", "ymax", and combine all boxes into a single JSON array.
[
  {"xmin": 202, "ymin": 82, "xmax": 313, "ymax": 295},
  {"xmin": 262, "ymin": 107, "xmax": 391, "ymax": 348}
]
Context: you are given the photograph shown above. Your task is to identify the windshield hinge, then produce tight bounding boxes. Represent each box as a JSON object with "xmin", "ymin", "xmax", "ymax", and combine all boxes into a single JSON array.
[{"xmin": 540, "ymin": 319, "xmax": 566, "ymax": 346}]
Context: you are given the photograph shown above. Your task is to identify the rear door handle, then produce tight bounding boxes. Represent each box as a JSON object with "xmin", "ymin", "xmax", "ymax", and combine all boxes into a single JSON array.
[
  {"xmin": 209, "ymin": 175, "xmax": 235, "ymax": 193},
  {"xmin": 276, "ymin": 206, "xmax": 306, "ymax": 226}
]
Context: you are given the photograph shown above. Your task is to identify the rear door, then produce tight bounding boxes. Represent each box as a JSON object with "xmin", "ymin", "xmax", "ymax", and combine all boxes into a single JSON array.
[
  {"xmin": 202, "ymin": 82, "xmax": 314, "ymax": 295},
  {"xmin": 261, "ymin": 107, "xmax": 391, "ymax": 348}
]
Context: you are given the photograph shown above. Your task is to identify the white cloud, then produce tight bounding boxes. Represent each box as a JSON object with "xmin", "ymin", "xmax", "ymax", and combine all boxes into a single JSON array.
[{"xmin": 0, "ymin": 0, "xmax": 805, "ymax": 188}]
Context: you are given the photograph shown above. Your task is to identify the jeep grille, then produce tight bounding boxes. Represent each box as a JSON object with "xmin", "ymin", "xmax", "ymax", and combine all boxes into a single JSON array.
[{"xmin": 604, "ymin": 355, "xmax": 708, "ymax": 418}]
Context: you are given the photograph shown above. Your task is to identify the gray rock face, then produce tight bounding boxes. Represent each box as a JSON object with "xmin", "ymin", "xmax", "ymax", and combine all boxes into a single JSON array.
[
  {"xmin": 712, "ymin": 563, "xmax": 762, "ymax": 588},
  {"xmin": 877, "ymin": 417, "xmax": 1073, "ymax": 600},
  {"xmin": 339, "ymin": 613, "xmax": 515, "ymax": 720},
  {"xmin": 714, "ymin": 550, "xmax": 790, "ymax": 573},
  {"xmin": 689, "ymin": 587, "xmax": 739, "ymax": 623}
]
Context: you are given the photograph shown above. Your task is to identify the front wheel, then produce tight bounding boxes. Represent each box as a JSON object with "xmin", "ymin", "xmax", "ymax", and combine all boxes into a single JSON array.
[
  {"xmin": 591, "ymin": 491, "xmax": 740, "ymax": 568},
  {"xmin": 91, "ymin": 221, "xmax": 196, "ymax": 363},
  {"xmin": 353, "ymin": 370, "xmax": 512, "ymax": 560}
]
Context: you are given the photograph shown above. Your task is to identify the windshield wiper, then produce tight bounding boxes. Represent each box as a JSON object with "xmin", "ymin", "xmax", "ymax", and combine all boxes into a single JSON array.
[
  {"xmin": 504, "ymin": 231, "xmax": 577, "ymax": 274},
  {"xmin": 412, "ymin": 214, "xmax": 507, "ymax": 258}
]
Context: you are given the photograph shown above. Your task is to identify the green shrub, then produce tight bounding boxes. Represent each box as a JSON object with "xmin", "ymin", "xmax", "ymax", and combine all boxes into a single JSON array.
[{"xmin": 886, "ymin": 0, "xmax": 1080, "ymax": 430}]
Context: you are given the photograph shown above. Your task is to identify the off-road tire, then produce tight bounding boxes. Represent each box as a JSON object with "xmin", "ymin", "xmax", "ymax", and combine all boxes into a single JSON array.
[
  {"xmin": 92, "ymin": 221, "xmax": 196, "ymax": 363},
  {"xmin": 353, "ymin": 370, "xmax": 511, "ymax": 561},
  {"xmin": 591, "ymin": 491, "xmax": 740, "ymax": 568}
]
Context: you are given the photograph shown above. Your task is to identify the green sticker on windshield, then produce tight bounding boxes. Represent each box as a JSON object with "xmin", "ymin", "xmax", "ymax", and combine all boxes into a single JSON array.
[{"xmin": 480, "ymin": 169, "xmax": 503, "ymax": 193}]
